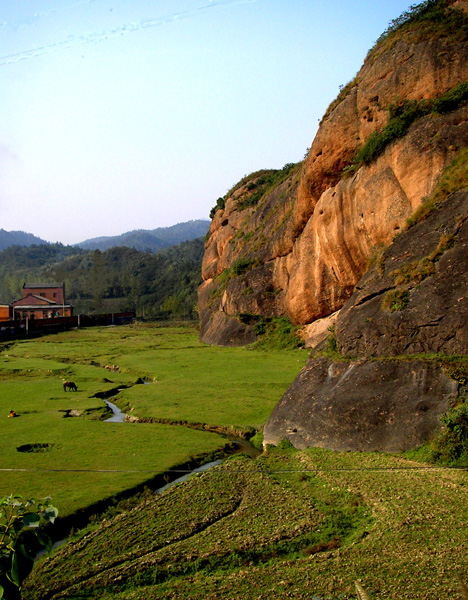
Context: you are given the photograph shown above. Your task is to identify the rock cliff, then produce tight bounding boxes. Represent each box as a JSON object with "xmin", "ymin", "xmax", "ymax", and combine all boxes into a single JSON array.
[
  {"xmin": 199, "ymin": 0, "xmax": 468, "ymax": 451},
  {"xmin": 199, "ymin": 0, "xmax": 468, "ymax": 345},
  {"xmin": 263, "ymin": 187, "xmax": 468, "ymax": 451}
]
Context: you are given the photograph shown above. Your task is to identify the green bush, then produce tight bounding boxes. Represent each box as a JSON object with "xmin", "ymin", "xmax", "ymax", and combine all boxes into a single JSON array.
[
  {"xmin": 325, "ymin": 325, "xmax": 338, "ymax": 353},
  {"xmin": 445, "ymin": 362, "xmax": 468, "ymax": 385},
  {"xmin": 236, "ymin": 163, "xmax": 300, "ymax": 211},
  {"xmin": 249, "ymin": 316, "xmax": 304, "ymax": 350},
  {"xmin": 391, "ymin": 258, "xmax": 435, "ymax": 286},
  {"xmin": 232, "ymin": 258, "xmax": 257, "ymax": 276},
  {"xmin": 253, "ymin": 319, "xmax": 266, "ymax": 336},
  {"xmin": 432, "ymin": 81, "xmax": 468, "ymax": 113},
  {"xmin": 276, "ymin": 438, "xmax": 296, "ymax": 450},
  {"xmin": 382, "ymin": 289, "xmax": 410, "ymax": 312},
  {"xmin": 209, "ymin": 197, "xmax": 226, "ymax": 219},
  {"xmin": 249, "ymin": 430, "xmax": 264, "ymax": 451},
  {"xmin": 372, "ymin": 0, "xmax": 468, "ymax": 51},
  {"xmin": 344, "ymin": 81, "xmax": 468, "ymax": 177},
  {"xmin": 374, "ymin": 0, "xmax": 441, "ymax": 44},
  {"xmin": 431, "ymin": 402, "xmax": 468, "ymax": 466},
  {"xmin": 349, "ymin": 100, "xmax": 430, "ymax": 173}
]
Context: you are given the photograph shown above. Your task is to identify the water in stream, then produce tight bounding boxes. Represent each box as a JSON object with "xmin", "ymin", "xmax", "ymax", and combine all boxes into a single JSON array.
[
  {"xmin": 102, "ymin": 400, "xmax": 261, "ymax": 459},
  {"xmin": 103, "ymin": 400, "xmax": 126, "ymax": 422},
  {"xmin": 36, "ymin": 401, "xmax": 260, "ymax": 561},
  {"xmin": 156, "ymin": 460, "xmax": 224, "ymax": 494}
]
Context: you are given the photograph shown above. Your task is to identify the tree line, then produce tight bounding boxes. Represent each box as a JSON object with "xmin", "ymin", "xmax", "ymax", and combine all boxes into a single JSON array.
[{"xmin": 0, "ymin": 239, "xmax": 205, "ymax": 320}]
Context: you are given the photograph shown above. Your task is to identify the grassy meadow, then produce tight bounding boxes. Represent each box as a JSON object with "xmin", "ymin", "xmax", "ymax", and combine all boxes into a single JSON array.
[{"xmin": 0, "ymin": 322, "xmax": 308, "ymax": 516}]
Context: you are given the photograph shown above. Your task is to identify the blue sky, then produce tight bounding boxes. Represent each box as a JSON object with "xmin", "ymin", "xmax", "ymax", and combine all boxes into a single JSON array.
[{"xmin": 1, "ymin": 0, "xmax": 414, "ymax": 245}]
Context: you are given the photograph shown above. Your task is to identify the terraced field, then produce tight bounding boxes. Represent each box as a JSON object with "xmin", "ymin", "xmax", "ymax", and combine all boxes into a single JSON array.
[{"xmin": 24, "ymin": 447, "xmax": 468, "ymax": 599}]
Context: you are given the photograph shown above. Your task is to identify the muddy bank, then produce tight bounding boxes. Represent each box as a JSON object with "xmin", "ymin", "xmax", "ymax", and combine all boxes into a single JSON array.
[
  {"xmin": 92, "ymin": 385, "xmax": 132, "ymax": 400},
  {"xmin": 124, "ymin": 414, "xmax": 257, "ymax": 440}
]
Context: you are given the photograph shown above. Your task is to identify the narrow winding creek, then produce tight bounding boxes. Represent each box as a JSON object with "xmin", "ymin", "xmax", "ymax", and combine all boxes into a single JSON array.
[
  {"xmin": 37, "ymin": 400, "xmax": 260, "ymax": 561},
  {"xmin": 103, "ymin": 399, "xmax": 126, "ymax": 422},
  {"xmin": 101, "ymin": 394, "xmax": 261, "ymax": 458},
  {"xmin": 156, "ymin": 460, "xmax": 224, "ymax": 494}
]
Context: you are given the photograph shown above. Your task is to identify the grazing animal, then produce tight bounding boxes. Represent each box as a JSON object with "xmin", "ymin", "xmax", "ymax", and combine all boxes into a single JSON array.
[{"xmin": 63, "ymin": 381, "xmax": 77, "ymax": 392}]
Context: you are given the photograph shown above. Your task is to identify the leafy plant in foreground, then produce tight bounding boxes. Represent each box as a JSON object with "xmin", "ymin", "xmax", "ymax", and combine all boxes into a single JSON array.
[{"xmin": 0, "ymin": 495, "xmax": 58, "ymax": 599}]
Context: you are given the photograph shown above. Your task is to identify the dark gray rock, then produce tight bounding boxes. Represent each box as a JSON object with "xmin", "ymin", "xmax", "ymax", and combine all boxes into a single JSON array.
[
  {"xmin": 336, "ymin": 190, "xmax": 468, "ymax": 357},
  {"xmin": 263, "ymin": 357, "xmax": 458, "ymax": 452},
  {"xmin": 199, "ymin": 311, "xmax": 256, "ymax": 347}
]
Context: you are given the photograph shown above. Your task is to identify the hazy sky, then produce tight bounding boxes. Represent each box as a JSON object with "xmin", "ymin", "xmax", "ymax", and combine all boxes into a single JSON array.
[{"xmin": 1, "ymin": 0, "xmax": 414, "ymax": 245}]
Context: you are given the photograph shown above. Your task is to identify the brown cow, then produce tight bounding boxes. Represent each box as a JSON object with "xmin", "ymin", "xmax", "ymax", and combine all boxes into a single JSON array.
[{"xmin": 63, "ymin": 381, "xmax": 77, "ymax": 391}]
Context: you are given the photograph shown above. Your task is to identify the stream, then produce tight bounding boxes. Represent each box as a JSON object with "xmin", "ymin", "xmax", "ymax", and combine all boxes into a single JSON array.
[
  {"xmin": 156, "ymin": 460, "xmax": 224, "ymax": 494},
  {"xmin": 101, "ymin": 398, "xmax": 261, "ymax": 458},
  {"xmin": 103, "ymin": 399, "xmax": 126, "ymax": 422},
  {"xmin": 35, "ymin": 399, "xmax": 260, "ymax": 561}
]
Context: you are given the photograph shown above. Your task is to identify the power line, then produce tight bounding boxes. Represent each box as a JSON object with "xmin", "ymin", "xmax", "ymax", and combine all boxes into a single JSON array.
[
  {"xmin": 0, "ymin": 0, "xmax": 260, "ymax": 66},
  {"xmin": 0, "ymin": 466, "xmax": 466, "ymax": 474}
]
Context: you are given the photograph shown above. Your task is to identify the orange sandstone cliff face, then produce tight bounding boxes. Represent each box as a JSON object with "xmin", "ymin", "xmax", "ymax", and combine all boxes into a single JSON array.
[{"xmin": 199, "ymin": 0, "xmax": 468, "ymax": 346}]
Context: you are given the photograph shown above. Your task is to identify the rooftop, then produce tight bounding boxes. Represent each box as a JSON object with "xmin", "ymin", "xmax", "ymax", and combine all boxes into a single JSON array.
[{"xmin": 23, "ymin": 283, "xmax": 64, "ymax": 289}]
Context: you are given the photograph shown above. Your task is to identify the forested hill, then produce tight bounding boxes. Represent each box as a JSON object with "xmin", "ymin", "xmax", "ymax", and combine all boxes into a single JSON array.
[
  {"xmin": 0, "ymin": 229, "xmax": 48, "ymax": 251},
  {"xmin": 0, "ymin": 238, "xmax": 205, "ymax": 319},
  {"xmin": 76, "ymin": 220, "xmax": 210, "ymax": 252}
]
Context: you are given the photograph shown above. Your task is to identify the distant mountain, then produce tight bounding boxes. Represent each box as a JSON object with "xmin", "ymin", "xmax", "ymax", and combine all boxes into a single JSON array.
[
  {"xmin": 76, "ymin": 220, "xmax": 211, "ymax": 252},
  {"xmin": 0, "ymin": 229, "xmax": 48, "ymax": 251}
]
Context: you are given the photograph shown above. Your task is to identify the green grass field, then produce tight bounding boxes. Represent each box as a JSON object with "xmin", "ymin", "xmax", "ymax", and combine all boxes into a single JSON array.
[{"xmin": 0, "ymin": 323, "xmax": 308, "ymax": 515}]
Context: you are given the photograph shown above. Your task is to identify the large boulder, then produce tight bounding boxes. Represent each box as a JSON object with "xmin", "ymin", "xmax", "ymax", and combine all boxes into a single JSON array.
[
  {"xmin": 336, "ymin": 190, "xmax": 468, "ymax": 357},
  {"xmin": 263, "ymin": 357, "xmax": 458, "ymax": 452}
]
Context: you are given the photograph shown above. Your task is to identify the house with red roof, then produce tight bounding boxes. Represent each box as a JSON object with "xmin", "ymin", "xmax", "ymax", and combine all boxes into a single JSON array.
[{"xmin": 12, "ymin": 283, "xmax": 73, "ymax": 320}]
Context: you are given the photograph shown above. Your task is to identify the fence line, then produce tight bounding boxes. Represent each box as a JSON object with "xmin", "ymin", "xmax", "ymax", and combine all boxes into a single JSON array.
[{"xmin": 0, "ymin": 311, "xmax": 136, "ymax": 339}]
